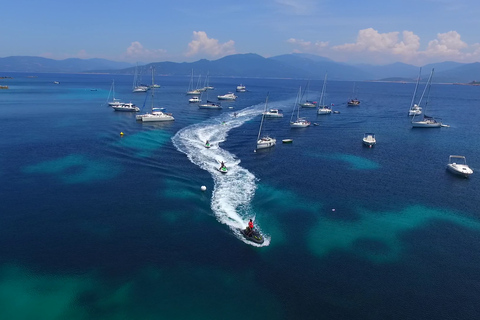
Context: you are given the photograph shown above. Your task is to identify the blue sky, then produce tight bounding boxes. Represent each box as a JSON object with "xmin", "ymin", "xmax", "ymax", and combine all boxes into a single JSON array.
[{"xmin": 2, "ymin": 0, "xmax": 479, "ymax": 65}]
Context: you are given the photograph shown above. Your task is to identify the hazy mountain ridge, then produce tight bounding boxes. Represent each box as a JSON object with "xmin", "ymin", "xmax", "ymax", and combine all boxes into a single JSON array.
[{"xmin": 1, "ymin": 54, "xmax": 478, "ymax": 83}]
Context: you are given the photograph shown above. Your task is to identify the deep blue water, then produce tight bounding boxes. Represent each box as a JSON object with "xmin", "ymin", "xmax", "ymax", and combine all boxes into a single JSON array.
[{"xmin": 1, "ymin": 72, "xmax": 480, "ymax": 319}]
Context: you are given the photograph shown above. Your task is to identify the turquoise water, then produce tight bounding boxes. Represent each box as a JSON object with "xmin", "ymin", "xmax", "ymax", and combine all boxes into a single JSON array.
[{"xmin": 1, "ymin": 73, "xmax": 480, "ymax": 319}]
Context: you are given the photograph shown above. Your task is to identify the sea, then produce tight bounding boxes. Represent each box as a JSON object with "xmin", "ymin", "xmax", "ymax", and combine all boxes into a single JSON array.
[{"xmin": 1, "ymin": 72, "xmax": 480, "ymax": 320}]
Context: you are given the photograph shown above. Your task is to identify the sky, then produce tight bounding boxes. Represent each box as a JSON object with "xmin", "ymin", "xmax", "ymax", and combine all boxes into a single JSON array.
[{"xmin": 2, "ymin": 0, "xmax": 480, "ymax": 66}]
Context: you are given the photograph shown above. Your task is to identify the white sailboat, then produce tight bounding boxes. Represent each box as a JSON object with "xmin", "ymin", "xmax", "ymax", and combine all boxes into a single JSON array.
[
  {"xmin": 290, "ymin": 87, "xmax": 311, "ymax": 128},
  {"xmin": 136, "ymin": 68, "xmax": 174, "ymax": 122},
  {"xmin": 199, "ymin": 86, "xmax": 222, "ymax": 109},
  {"xmin": 408, "ymin": 68, "xmax": 423, "ymax": 116},
  {"xmin": 132, "ymin": 64, "xmax": 148, "ymax": 93},
  {"xmin": 256, "ymin": 94, "xmax": 276, "ymax": 150},
  {"xmin": 186, "ymin": 70, "xmax": 201, "ymax": 95},
  {"xmin": 317, "ymin": 73, "xmax": 332, "ymax": 115},
  {"xmin": 347, "ymin": 82, "xmax": 360, "ymax": 106},
  {"xmin": 411, "ymin": 68, "xmax": 442, "ymax": 128},
  {"xmin": 107, "ymin": 79, "xmax": 123, "ymax": 107},
  {"xmin": 299, "ymin": 81, "xmax": 317, "ymax": 108}
]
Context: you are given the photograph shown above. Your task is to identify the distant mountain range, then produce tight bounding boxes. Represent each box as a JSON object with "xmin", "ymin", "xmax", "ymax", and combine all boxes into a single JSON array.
[{"xmin": 1, "ymin": 54, "xmax": 479, "ymax": 83}]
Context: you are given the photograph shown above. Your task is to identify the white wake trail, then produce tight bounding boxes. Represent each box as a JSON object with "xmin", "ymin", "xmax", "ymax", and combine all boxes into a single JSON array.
[{"xmin": 172, "ymin": 104, "xmax": 272, "ymax": 246}]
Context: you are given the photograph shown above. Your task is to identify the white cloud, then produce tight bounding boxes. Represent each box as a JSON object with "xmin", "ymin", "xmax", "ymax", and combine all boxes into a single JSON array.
[
  {"xmin": 424, "ymin": 31, "xmax": 467, "ymax": 57},
  {"xmin": 185, "ymin": 31, "xmax": 235, "ymax": 58},
  {"xmin": 124, "ymin": 41, "xmax": 167, "ymax": 62},
  {"xmin": 287, "ymin": 28, "xmax": 480, "ymax": 64}
]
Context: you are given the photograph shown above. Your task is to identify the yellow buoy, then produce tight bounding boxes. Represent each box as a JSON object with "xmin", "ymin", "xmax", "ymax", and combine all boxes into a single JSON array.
[{"xmin": 120, "ymin": 132, "xmax": 124, "ymax": 136}]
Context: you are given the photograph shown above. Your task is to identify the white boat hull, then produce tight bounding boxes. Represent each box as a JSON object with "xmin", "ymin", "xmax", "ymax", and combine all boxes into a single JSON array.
[
  {"xmin": 199, "ymin": 104, "xmax": 222, "ymax": 109},
  {"xmin": 256, "ymin": 137, "xmax": 276, "ymax": 149},
  {"xmin": 411, "ymin": 121, "xmax": 441, "ymax": 128},
  {"xmin": 447, "ymin": 164, "xmax": 473, "ymax": 177},
  {"xmin": 290, "ymin": 121, "xmax": 310, "ymax": 128},
  {"xmin": 136, "ymin": 112, "xmax": 174, "ymax": 122},
  {"xmin": 317, "ymin": 107, "xmax": 332, "ymax": 115}
]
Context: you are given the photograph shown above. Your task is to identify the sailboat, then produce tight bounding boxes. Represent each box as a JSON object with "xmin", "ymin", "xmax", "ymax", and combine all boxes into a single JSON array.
[
  {"xmin": 256, "ymin": 94, "xmax": 276, "ymax": 150},
  {"xmin": 107, "ymin": 79, "xmax": 123, "ymax": 107},
  {"xmin": 136, "ymin": 67, "xmax": 174, "ymax": 122},
  {"xmin": 317, "ymin": 73, "xmax": 332, "ymax": 115},
  {"xmin": 199, "ymin": 85, "xmax": 222, "ymax": 109},
  {"xmin": 408, "ymin": 68, "xmax": 423, "ymax": 116},
  {"xmin": 411, "ymin": 68, "xmax": 442, "ymax": 128},
  {"xmin": 347, "ymin": 82, "xmax": 360, "ymax": 106},
  {"xmin": 186, "ymin": 70, "xmax": 202, "ymax": 95},
  {"xmin": 290, "ymin": 87, "xmax": 311, "ymax": 128},
  {"xmin": 298, "ymin": 81, "xmax": 317, "ymax": 108},
  {"xmin": 132, "ymin": 64, "xmax": 148, "ymax": 93}
]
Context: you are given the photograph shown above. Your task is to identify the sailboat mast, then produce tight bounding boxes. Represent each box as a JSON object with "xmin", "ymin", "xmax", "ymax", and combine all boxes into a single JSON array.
[
  {"xmin": 257, "ymin": 94, "xmax": 269, "ymax": 141},
  {"xmin": 151, "ymin": 67, "xmax": 155, "ymax": 111},
  {"xmin": 291, "ymin": 86, "xmax": 301, "ymax": 122},
  {"xmin": 410, "ymin": 67, "xmax": 422, "ymax": 109}
]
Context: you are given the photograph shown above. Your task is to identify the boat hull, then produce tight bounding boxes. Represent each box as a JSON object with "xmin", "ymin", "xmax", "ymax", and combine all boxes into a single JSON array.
[
  {"xmin": 411, "ymin": 121, "xmax": 442, "ymax": 128},
  {"xmin": 257, "ymin": 138, "xmax": 276, "ymax": 149}
]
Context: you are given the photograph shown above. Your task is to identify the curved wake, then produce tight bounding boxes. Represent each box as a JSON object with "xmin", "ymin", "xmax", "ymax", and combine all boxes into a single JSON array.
[{"xmin": 172, "ymin": 104, "xmax": 273, "ymax": 246}]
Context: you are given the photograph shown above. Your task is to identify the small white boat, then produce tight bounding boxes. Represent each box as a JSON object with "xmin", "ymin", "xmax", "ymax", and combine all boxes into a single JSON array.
[
  {"xmin": 53, "ymin": 81, "xmax": 60, "ymax": 84},
  {"xmin": 290, "ymin": 118, "xmax": 310, "ymax": 128},
  {"xmin": 256, "ymin": 94, "xmax": 276, "ymax": 150},
  {"xmin": 447, "ymin": 155, "xmax": 473, "ymax": 178},
  {"xmin": 282, "ymin": 139, "xmax": 293, "ymax": 144},
  {"xmin": 217, "ymin": 92, "xmax": 237, "ymax": 100},
  {"xmin": 408, "ymin": 104, "xmax": 422, "ymax": 116},
  {"xmin": 136, "ymin": 68, "xmax": 174, "ymax": 122},
  {"xmin": 362, "ymin": 133, "xmax": 376, "ymax": 147},
  {"xmin": 186, "ymin": 89, "xmax": 202, "ymax": 95},
  {"xmin": 299, "ymin": 100, "xmax": 317, "ymax": 108},
  {"xmin": 263, "ymin": 108, "xmax": 283, "ymax": 118},
  {"xmin": 317, "ymin": 74, "xmax": 332, "ymax": 115},
  {"xmin": 317, "ymin": 105, "xmax": 332, "ymax": 114},
  {"xmin": 199, "ymin": 101, "xmax": 222, "ymax": 109},
  {"xmin": 291, "ymin": 87, "xmax": 310, "ymax": 128},
  {"xmin": 136, "ymin": 108, "xmax": 174, "ymax": 122},
  {"xmin": 236, "ymin": 84, "xmax": 246, "ymax": 92},
  {"xmin": 111, "ymin": 102, "xmax": 140, "ymax": 112},
  {"xmin": 133, "ymin": 85, "xmax": 148, "ymax": 93},
  {"xmin": 411, "ymin": 69, "xmax": 443, "ymax": 128},
  {"xmin": 189, "ymin": 96, "xmax": 201, "ymax": 103}
]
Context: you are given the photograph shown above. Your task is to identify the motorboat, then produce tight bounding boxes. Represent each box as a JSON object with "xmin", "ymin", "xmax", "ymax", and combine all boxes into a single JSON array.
[
  {"xmin": 217, "ymin": 92, "xmax": 237, "ymax": 100},
  {"xmin": 447, "ymin": 155, "xmax": 473, "ymax": 178},
  {"xmin": 189, "ymin": 96, "xmax": 201, "ymax": 103},
  {"xmin": 111, "ymin": 102, "xmax": 140, "ymax": 112},
  {"xmin": 199, "ymin": 101, "xmax": 222, "ymax": 109},
  {"xmin": 347, "ymin": 99, "xmax": 360, "ymax": 106},
  {"xmin": 282, "ymin": 139, "xmax": 293, "ymax": 143},
  {"xmin": 240, "ymin": 227, "xmax": 264, "ymax": 244},
  {"xmin": 236, "ymin": 84, "xmax": 246, "ymax": 92},
  {"xmin": 362, "ymin": 133, "xmax": 376, "ymax": 147},
  {"xmin": 263, "ymin": 108, "xmax": 283, "ymax": 118}
]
